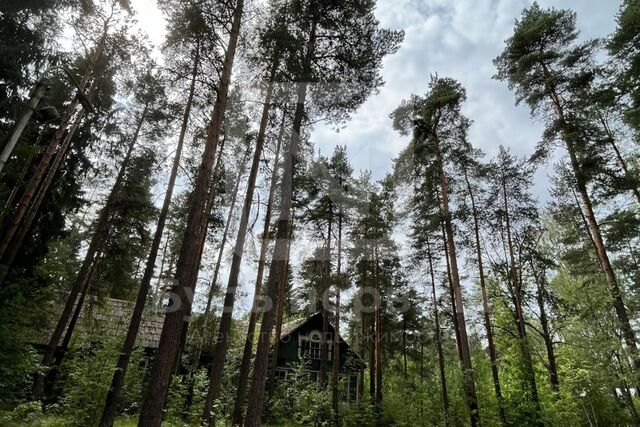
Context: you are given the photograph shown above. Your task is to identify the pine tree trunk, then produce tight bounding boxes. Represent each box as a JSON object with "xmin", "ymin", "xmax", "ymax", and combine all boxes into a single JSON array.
[
  {"xmin": 154, "ymin": 232, "xmax": 170, "ymax": 296},
  {"xmin": 173, "ymin": 135, "xmax": 231, "ymax": 374},
  {"xmin": 432, "ymin": 133, "xmax": 480, "ymax": 426},
  {"xmin": 319, "ymin": 218, "xmax": 332, "ymax": 387},
  {"xmin": 243, "ymin": 17, "xmax": 316, "ymax": 426},
  {"xmin": 402, "ymin": 316, "xmax": 407, "ymax": 379},
  {"xmin": 182, "ymin": 141, "xmax": 243, "ymax": 415},
  {"xmin": 2, "ymin": 133, "xmax": 39, "ymax": 216},
  {"xmin": 2, "ymin": 109, "xmax": 86, "ymax": 276},
  {"xmin": 546, "ymin": 76, "xmax": 640, "ymax": 380},
  {"xmin": 0, "ymin": 23, "xmax": 109, "ymax": 267},
  {"xmin": 359, "ymin": 272, "xmax": 366, "ymax": 401},
  {"xmin": 437, "ymin": 193, "xmax": 463, "ymax": 365},
  {"xmin": 137, "ymin": 1, "xmax": 244, "ymax": 424},
  {"xmin": 53, "ymin": 254, "xmax": 101, "ymax": 368},
  {"xmin": 99, "ymin": 47, "xmax": 200, "ymax": 427},
  {"xmin": 232, "ymin": 111, "xmax": 286, "ymax": 426},
  {"xmin": 425, "ymin": 234, "xmax": 449, "ymax": 424},
  {"xmin": 176, "ymin": 136, "xmax": 230, "ymax": 378},
  {"xmin": 534, "ymin": 271, "xmax": 559, "ymax": 392},
  {"xmin": 464, "ymin": 170, "xmax": 509, "ymax": 426},
  {"xmin": 332, "ymin": 211, "xmax": 342, "ymax": 424},
  {"xmin": 32, "ymin": 104, "xmax": 145, "ymax": 400},
  {"xmin": 202, "ymin": 58, "xmax": 278, "ymax": 426},
  {"xmin": 374, "ymin": 245, "xmax": 383, "ymax": 425},
  {"xmin": 369, "ymin": 317, "xmax": 375, "ymax": 403},
  {"xmin": 231, "ymin": 110, "xmax": 286, "ymax": 426},
  {"xmin": 598, "ymin": 112, "xmax": 640, "ymax": 205},
  {"xmin": 268, "ymin": 226, "xmax": 294, "ymax": 398},
  {"xmin": 502, "ymin": 177, "xmax": 542, "ymax": 423}
]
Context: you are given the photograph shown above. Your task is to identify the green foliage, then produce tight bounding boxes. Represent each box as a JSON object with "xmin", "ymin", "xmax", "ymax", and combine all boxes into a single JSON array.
[
  {"xmin": 269, "ymin": 361, "xmax": 334, "ymax": 425},
  {"xmin": 56, "ymin": 336, "xmax": 146, "ymax": 426}
]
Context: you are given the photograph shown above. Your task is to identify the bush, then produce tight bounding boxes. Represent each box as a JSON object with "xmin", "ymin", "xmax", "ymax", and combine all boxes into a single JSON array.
[{"xmin": 269, "ymin": 361, "xmax": 334, "ymax": 426}]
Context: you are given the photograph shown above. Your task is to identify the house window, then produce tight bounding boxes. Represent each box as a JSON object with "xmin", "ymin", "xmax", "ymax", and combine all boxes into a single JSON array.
[
  {"xmin": 298, "ymin": 330, "xmax": 333, "ymax": 360},
  {"xmin": 300, "ymin": 331, "xmax": 322, "ymax": 359},
  {"xmin": 274, "ymin": 369, "xmax": 288, "ymax": 381}
]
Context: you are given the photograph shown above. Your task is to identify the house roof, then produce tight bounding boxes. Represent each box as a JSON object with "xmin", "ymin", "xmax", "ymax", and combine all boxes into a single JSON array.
[
  {"xmin": 279, "ymin": 316, "xmax": 311, "ymax": 340},
  {"xmin": 277, "ymin": 312, "xmax": 365, "ymax": 368}
]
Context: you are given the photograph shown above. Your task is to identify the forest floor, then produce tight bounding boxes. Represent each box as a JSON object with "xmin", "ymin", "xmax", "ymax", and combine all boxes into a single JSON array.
[{"xmin": 0, "ymin": 414, "xmax": 303, "ymax": 427}]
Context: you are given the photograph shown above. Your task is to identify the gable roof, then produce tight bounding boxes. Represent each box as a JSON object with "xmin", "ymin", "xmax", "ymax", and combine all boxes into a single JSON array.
[{"xmin": 277, "ymin": 312, "xmax": 365, "ymax": 367}]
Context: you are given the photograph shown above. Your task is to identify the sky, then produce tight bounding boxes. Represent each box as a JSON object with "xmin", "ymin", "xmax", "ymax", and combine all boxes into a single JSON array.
[
  {"xmin": 133, "ymin": 0, "xmax": 621, "ymax": 201},
  {"xmin": 129, "ymin": 0, "xmax": 623, "ymax": 313}
]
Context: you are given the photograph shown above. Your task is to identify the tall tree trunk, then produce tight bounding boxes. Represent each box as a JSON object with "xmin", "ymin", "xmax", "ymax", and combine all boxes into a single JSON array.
[
  {"xmin": 369, "ymin": 314, "xmax": 375, "ymax": 403},
  {"xmin": 155, "ymin": 232, "xmax": 170, "ymax": 295},
  {"xmin": 598, "ymin": 112, "xmax": 640, "ymax": 205},
  {"xmin": 374, "ymin": 245, "xmax": 383, "ymax": 425},
  {"xmin": 99, "ymin": 47, "xmax": 200, "ymax": 427},
  {"xmin": 53, "ymin": 253, "xmax": 101, "ymax": 369},
  {"xmin": 359, "ymin": 268, "xmax": 367, "ymax": 402},
  {"xmin": 202, "ymin": 57, "xmax": 278, "ymax": 426},
  {"xmin": 181, "ymin": 140, "xmax": 243, "ymax": 415},
  {"xmin": 534, "ymin": 270, "xmax": 559, "ymax": 392},
  {"xmin": 332, "ymin": 211, "xmax": 342, "ymax": 424},
  {"xmin": 232, "ymin": 109, "xmax": 286, "ymax": 426},
  {"xmin": 464, "ymin": 169, "xmax": 509, "ymax": 426},
  {"xmin": 614, "ymin": 351, "xmax": 640, "ymax": 425},
  {"xmin": 545, "ymin": 72, "xmax": 640, "ymax": 380},
  {"xmin": 319, "ymin": 218, "xmax": 332, "ymax": 387},
  {"xmin": 402, "ymin": 315, "xmax": 407, "ymax": 380},
  {"xmin": 268, "ymin": 225, "xmax": 293, "ymax": 397},
  {"xmin": 175, "ymin": 136, "xmax": 230, "ymax": 376},
  {"xmin": 437, "ymin": 191, "xmax": 464, "ymax": 365},
  {"xmin": 244, "ymin": 17, "xmax": 317, "ymax": 426},
  {"xmin": 502, "ymin": 177, "xmax": 542, "ymax": 422},
  {"xmin": 2, "ymin": 132, "xmax": 39, "ymax": 216},
  {"xmin": 2, "ymin": 109, "xmax": 86, "ymax": 276},
  {"xmin": 32, "ymin": 104, "xmax": 145, "ymax": 400},
  {"xmin": 432, "ymin": 133, "xmax": 480, "ymax": 426},
  {"xmin": 137, "ymin": 1, "xmax": 244, "ymax": 424},
  {"xmin": 425, "ymin": 234, "xmax": 449, "ymax": 425},
  {"xmin": 0, "ymin": 22, "xmax": 109, "ymax": 267}
]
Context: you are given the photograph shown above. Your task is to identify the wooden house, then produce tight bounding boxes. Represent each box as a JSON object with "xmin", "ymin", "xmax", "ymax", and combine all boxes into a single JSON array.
[{"xmin": 270, "ymin": 311, "xmax": 365, "ymax": 400}]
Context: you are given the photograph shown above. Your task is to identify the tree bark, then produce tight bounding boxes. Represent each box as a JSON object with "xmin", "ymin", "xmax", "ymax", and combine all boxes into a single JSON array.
[
  {"xmin": 243, "ymin": 16, "xmax": 316, "ymax": 426},
  {"xmin": 437, "ymin": 191, "xmax": 463, "ymax": 365},
  {"xmin": 32, "ymin": 103, "xmax": 145, "ymax": 400},
  {"xmin": 598, "ymin": 112, "xmax": 640, "ymax": 205},
  {"xmin": 501, "ymin": 176, "xmax": 542, "ymax": 423},
  {"xmin": 180, "ymin": 137, "xmax": 232, "ymax": 415},
  {"xmin": 369, "ymin": 313, "xmax": 375, "ymax": 404},
  {"xmin": 432, "ymin": 132, "xmax": 480, "ymax": 426},
  {"xmin": 231, "ymin": 109, "xmax": 286, "ymax": 425},
  {"xmin": 425, "ymin": 234, "xmax": 449, "ymax": 425},
  {"xmin": 464, "ymin": 169, "xmax": 509, "ymax": 426},
  {"xmin": 332, "ymin": 210, "xmax": 342, "ymax": 424},
  {"xmin": 373, "ymin": 244, "xmax": 383, "ymax": 425},
  {"xmin": 545, "ymin": 70, "xmax": 640, "ymax": 380},
  {"xmin": 99, "ymin": 46, "xmax": 200, "ymax": 427},
  {"xmin": 202, "ymin": 57, "xmax": 278, "ymax": 426},
  {"xmin": 534, "ymin": 270, "xmax": 559, "ymax": 392},
  {"xmin": 319, "ymin": 218, "xmax": 332, "ymax": 387},
  {"xmin": 267, "ymin": 229, "xmax": 292, "ymax": 396},
  {"xmin": 137, "ymin": 1, "xmax": 244, "ymax": 424},
  {"xmin": 175, "ymin": 136, "xmax": 230, "ymax": 377},
  {"xmin": 2, "ymin": 109, "xmax": 86, "ymax": 277},
  {"xmin": 0, "ymin": 21, "xmax": 109, "ymax": 266},
  {"xmin": 53, "ymin": 254, "xmax": 101, "ymax": 369}
]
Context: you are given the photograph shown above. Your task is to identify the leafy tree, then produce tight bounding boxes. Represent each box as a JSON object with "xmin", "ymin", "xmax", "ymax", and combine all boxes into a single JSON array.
[
  {"xmin": 392, "ymin": 76, "xmax": 481, "ymax": 426},
  {"xmin": 494, "ymin": 2, "xmax": 640, "ymax": 387},
  {"xmin": 245, "ymin": 1, "xmax": 403, "ymax": 422}
]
